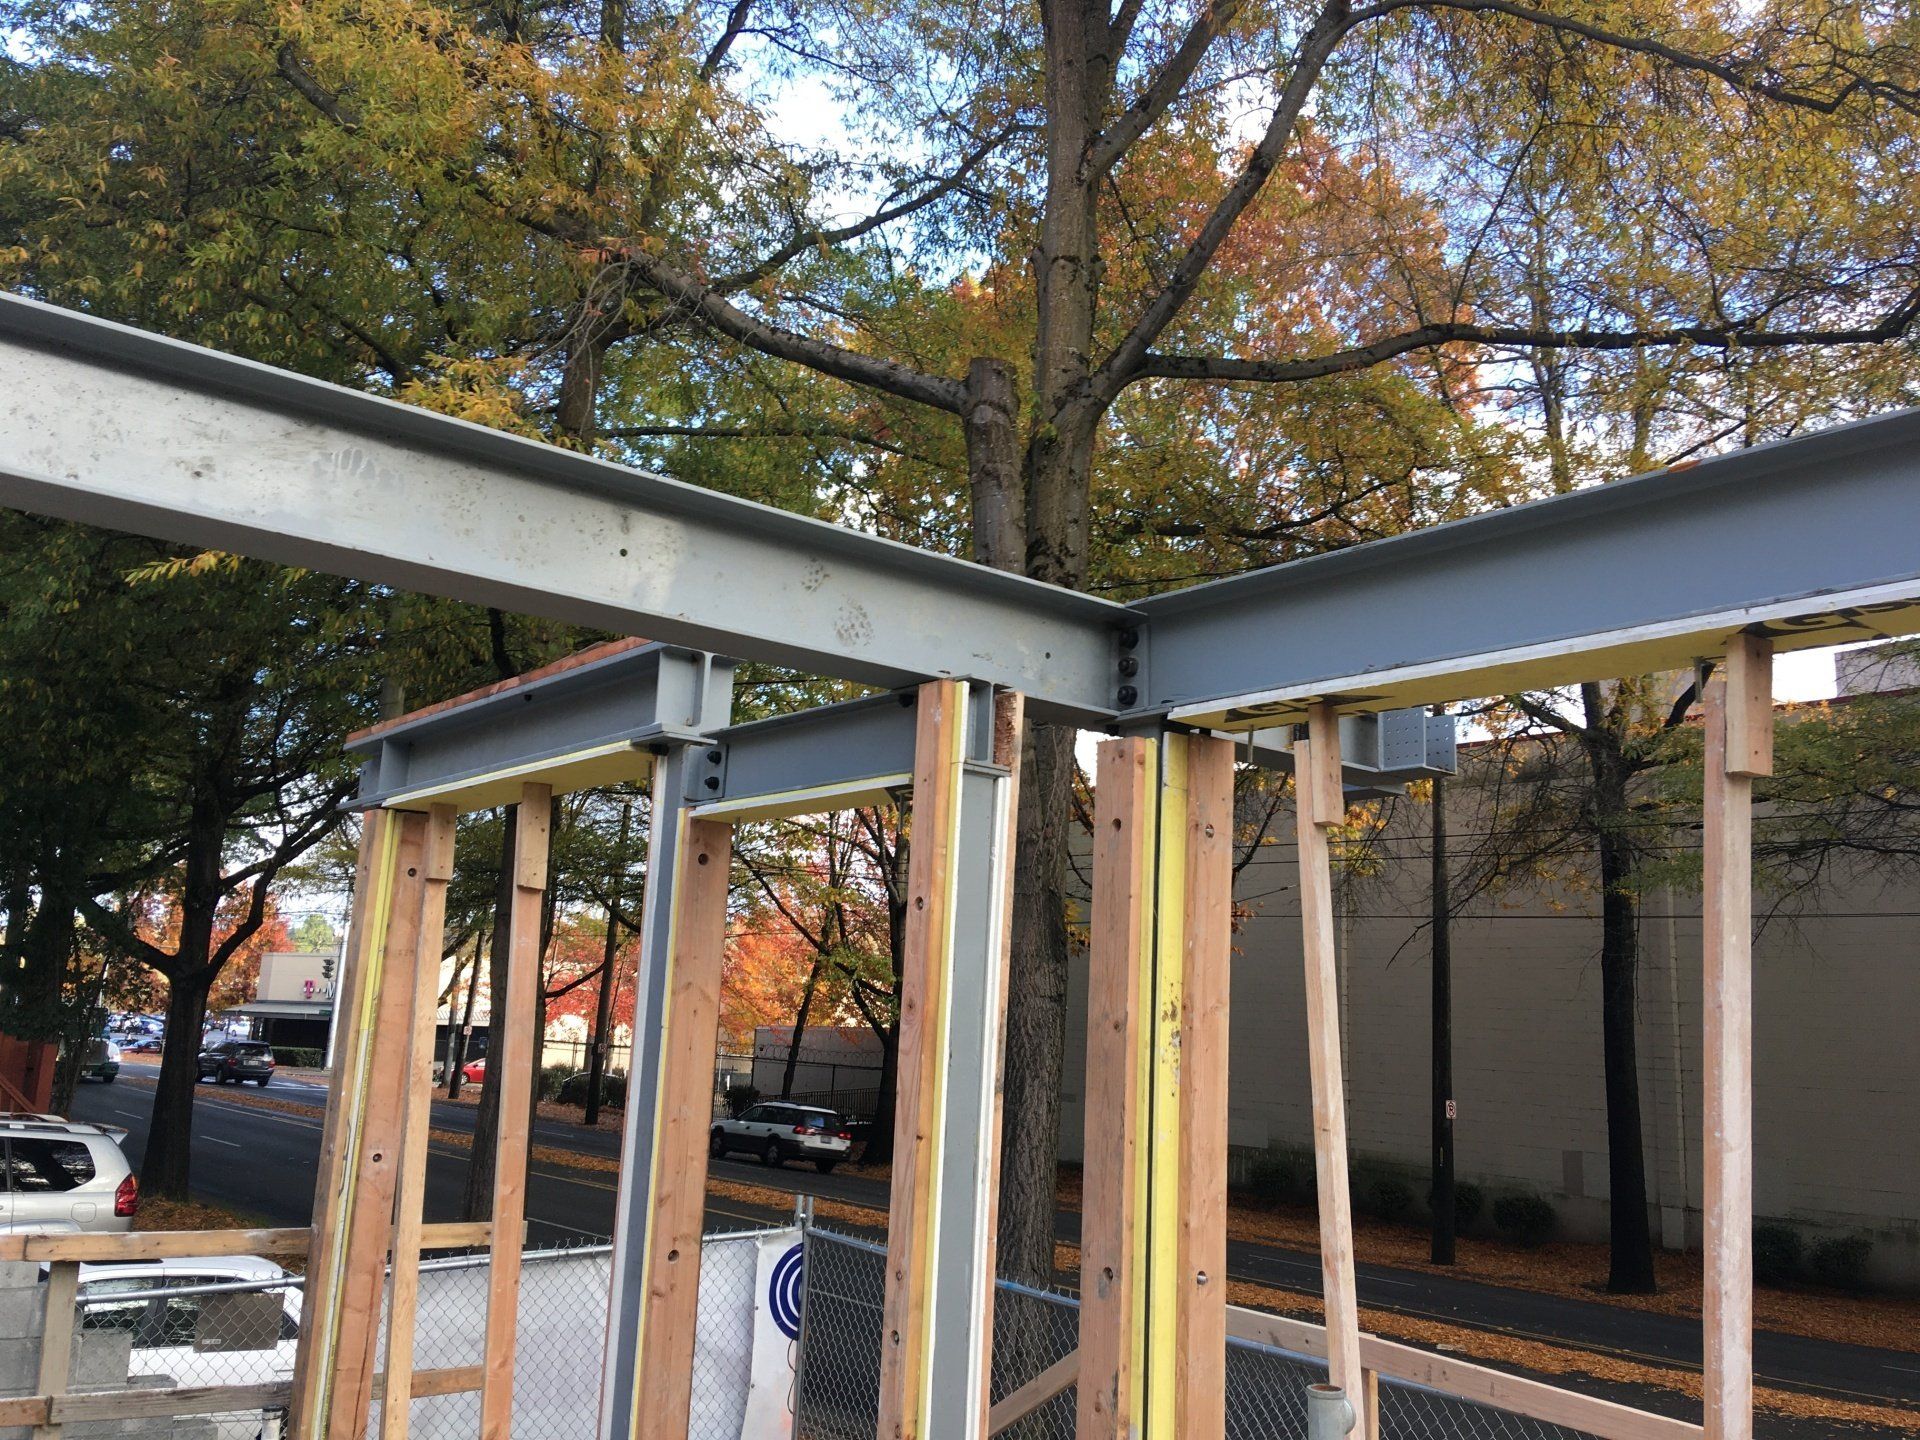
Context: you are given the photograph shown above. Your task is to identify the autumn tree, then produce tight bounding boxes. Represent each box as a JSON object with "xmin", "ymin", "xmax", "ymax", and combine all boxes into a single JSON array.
[{"xmin": 11, "ymin": 0, "xmax": 1920, "ymax": 1279}]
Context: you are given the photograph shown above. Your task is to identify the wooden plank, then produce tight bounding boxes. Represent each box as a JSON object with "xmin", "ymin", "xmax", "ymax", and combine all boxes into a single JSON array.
[
  {"xmin": 325, "ymin": 809, "xmax": 432, "ymax": 1440},
  {"xmin": 1721, "ymin": 633, "xmax": 1774, "ymax": 779},
  {"xmin": 1176, "ymin": 735, "xmax": 1234, "ymax": 1440},
  {"xmin": 375, "ymin": 1365, "xmax": 486, "ymax": 1400},
  {"xmin": 988, "ymin": 1350, "xmax": 1078, "ymax": 1435},
  {"xmin": 0, "ymin": 1398, "xmax": 50, "ymax": 1428},
  {"xmin": 420, "ymin": 1221, "xmax": 491, "ymax": 1250},
  {"xmin": 631, "ymin": 815, "xmax": 733, "ymax": 1440},
  {"xmin": 51, "ymin": 1383, "xmax": 293, "ymax": 1424},
  {"xmin": 289, "ymin": 807, "xmax": 392, "ymax": 1437},
  {"xmin": 478, "ymin": 783, "xmax": 552, "ymax": 1440},
  {"xmin": 0, "ymin": 1227, "xmax": 314, "ymax": 1264},
  {"xmin": 1703, "ymin": 637, "xmax": 1770, "ymax": 1440},
  {"xmin": 380, "ymin": 802, "xmax": 457, "ymax": 1440},
  {"xmin": 877, "ymin": 678, "xmax": 965, "ymax": 1440},
  {"xmin": 0, "ymin": 1222, "xmax": 481, "ymax": 1266},
  {"xmin": 32, "ymin": 1365, "xmax": 485, "ymax": 1428},
  {"xmin": 1224, "ymin": 1307, "xmax": 1703, "ymax": 1440},
  {"xmin": 1294, "ymin": 702, "xmax": 1367, "ymax": 1436},
  {"xmin": 32, "ymin": 1260, "xmax": 78, "ymax": 1440},
  {"xmin": 1079, "ymin": 736, "xmax": 1154, "ymax": 1440}
]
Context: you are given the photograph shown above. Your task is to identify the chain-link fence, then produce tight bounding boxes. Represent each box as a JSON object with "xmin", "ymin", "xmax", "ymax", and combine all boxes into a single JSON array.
[
  {"xmin": 49, "ymin": 1223, "xmax": 1627, "ymax": 1440},
  {"xmin": 60, "ymin": 1229, "xmax": 783, "ymax": 1440},
  {"xmin": 793, "ymin": 1227, "xmax": 1618, "ymax": 1440}
]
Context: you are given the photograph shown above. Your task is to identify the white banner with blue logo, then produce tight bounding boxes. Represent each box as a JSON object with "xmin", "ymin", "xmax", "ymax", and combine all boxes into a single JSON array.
[
  {"xmin": 740, "ymin": 1229, "xmax": 806, "ymax": 1437},
  {"xmin": 685, "ymin": 1226, "xmax": 806, "ymax": 1440}
]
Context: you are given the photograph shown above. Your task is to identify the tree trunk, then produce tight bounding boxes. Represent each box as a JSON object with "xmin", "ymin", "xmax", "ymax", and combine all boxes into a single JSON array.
[
  {"xmin": 463, "ymin": 808, "xmax": 518, "ymax": 1221},
  {"xmin": 1430, "ymin": 771, "xmax": 1456, "ymax": 1265},
  {"xmin": 448, "ymin": 930, "xmax": 484, "ymax": 1099},
  {"xmin": 584, "ymin": 800, "xmax": 632, "ymax": 1126},
  {"xmin": 780, "ymin": 957, "xmax": 825, "ymax": 1101},
  {"xmin": 865, "ymin": 1016, "xmax": 901, "ymax": 1166},
  {"xmin": 142, "ymin": 967, "xmax": 214, "ymax": 1200},
  {"xmin": 1583, "ymin": 709, "xmax": 1658, "ymax": 1294}
]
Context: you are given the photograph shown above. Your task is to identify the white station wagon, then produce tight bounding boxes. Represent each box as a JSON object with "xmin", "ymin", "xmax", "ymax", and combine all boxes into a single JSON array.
[{"xmin": 710, "ymin": 1102, "xmax": 853, "ymax": 1173}]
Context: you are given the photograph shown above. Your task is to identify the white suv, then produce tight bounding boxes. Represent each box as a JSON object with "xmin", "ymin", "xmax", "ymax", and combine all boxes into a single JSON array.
[
  {"xmin": 710, "ymin": 1102, "xmax": 853, "ymax": 1173},
  {"xmin": 0, "ymin": 1114, "xmax": 137, "ymax": 1233}
]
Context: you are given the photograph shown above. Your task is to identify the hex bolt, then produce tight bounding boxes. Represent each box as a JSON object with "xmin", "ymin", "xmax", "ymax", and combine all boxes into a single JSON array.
[
  {"xmin": 1117, "ymin": 685, "xmax": 1139, "ymax": 707},
  {"xmin": 1117, "ymin": 655, "xmax": 1139, "ymax": 677},
  {"xmin": 1118, "ymin": 628, "xmax": 1140, "ymax": 649},
  {"xmin": 707, "ymin": 748, "xmax": 724, "ymax": 764},
  {"xmin": 704, "ymin": 775, "xmax": 721, "ymax": 790}
]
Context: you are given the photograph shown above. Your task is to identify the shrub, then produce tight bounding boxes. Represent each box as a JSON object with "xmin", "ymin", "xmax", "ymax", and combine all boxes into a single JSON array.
[
  {"xmin": 538, "ymin": 1064, "xmax": 573, "ymax": 1100},
  {"xmin": 557, "ymin": 1070, "xmax": 628, "ymax": 1108},
  {"xmin": 1753, "ymin": 1224, "xmax": 1804, "ymax": 1286},
  {"xmin": 1454, "ymin": 1182, "xmax": 1485, "ymax": 1228},
  {"xmin": 1492, "ymin": 1193, "xmax": 1556, "ymax": 1247},
  {"xmin": 1809, "ymin": 1234, "xmax": 1872, "ymax": 1291},
  {"xmin": 1424, "ymin": 1180, "xmax": 1484, "ymax": 1229},
  {"xmin": 1363, "ymin": 1176, "xmax": 1415, "ymax": 1223},
  {"xmin": 724, "ymin": 1085, "xmax": 761, "ymax": 1118},
  {"xmin": 1246, "ymin": 1146, "xmax": 1315, "ymax": 1208},
  {"xmin": 272, "ymin": 1046, "xmax": 322, "ymax": 1069}
]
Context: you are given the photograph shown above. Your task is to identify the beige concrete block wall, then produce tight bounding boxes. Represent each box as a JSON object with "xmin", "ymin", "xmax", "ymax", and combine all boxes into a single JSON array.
[{"xmin": 1058, "ymin": 804, "xmax": 1920, "ymax": 1288}]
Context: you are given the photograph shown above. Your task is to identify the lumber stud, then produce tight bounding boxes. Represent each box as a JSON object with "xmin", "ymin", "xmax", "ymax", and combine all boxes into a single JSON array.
[{"xmin": 1080, "ymin": 729, "xmax": 1233, "ymax": 1440}]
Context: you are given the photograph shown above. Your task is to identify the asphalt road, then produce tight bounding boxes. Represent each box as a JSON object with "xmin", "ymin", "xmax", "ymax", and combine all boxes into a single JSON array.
[{"xmin": 71, "ymin": 1066, "xmax": 1920, "ymax": 1438}]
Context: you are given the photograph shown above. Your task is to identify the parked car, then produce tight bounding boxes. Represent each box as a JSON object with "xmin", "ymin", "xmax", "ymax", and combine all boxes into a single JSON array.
[
  {"xmin": 197, "ymin": 1040, "xmax": 275, "ymax": 1086},
  {"xmin": 0, "ymin": 1114, "xmax": 137, "ymax": 1233},
  {"xmin": 77, "ymin": 1254, "xmax": 300, "ymax": 1440},
  {"xmin": 710, "ymin": 1102, "xmax": 852, "ymax": 1173},
  {"xmin": 461, "ymin": 1057, "xmax": 487, "ymax": 1086},
  {"xmin": 78, "ymin": 1036, "xmax": 120, "ymax": 1084}
]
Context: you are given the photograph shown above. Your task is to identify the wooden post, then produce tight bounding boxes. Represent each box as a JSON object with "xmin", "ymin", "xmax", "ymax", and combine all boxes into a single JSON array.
[
  {"xmin": 1079, "ymin": 737, "xmax": 1153, "ymax": 1440},
  {"xmin": 295, "ymin": 809, "xmax": 432, "ymax": 1440},
  {"xmin": 290, "ymin": 808, "xmax": 392, "ymax": 1438},
  {"xmin": 878, "ymin": 680, "xmax": 966, "ymax": 1440},
  {"xmin": 1296, "ymin": 703, "xmax": 1367, "ymax": 1436},
  {"xmin": 479, "ymin": 783, "xmax": 552, "ymax": 1440},
  {"xmin": 1080, "ymin": 731, "xmax": 1233, "ymax": 1440},
  {"xmin": 379, "ymin": 803, "xmax": 456, "ymax": 1440},
  {"xmin": 1172, "ymin": 735, "xmax": 1233, "ymax": 1440},
  {"xmin": 33, "ymin": 1260, "xmax": 78, "ymax": 1440},
  {"xmin": 630, "ymin": 815, "xmax": 733, "ymax": 1440},
  {"xmin": 876, "ymin": 680, "xmax": 1022, "ymax": 1440},
  {"xmin": 1704, "ymin": 634, "xmax": 1771, "ymax": 1440}
]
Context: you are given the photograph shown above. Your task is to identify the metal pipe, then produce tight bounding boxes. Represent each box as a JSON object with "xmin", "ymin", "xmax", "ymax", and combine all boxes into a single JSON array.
[{"xmin": 1307, "ymin": 1382, "xmax": 1356, "ymax": 1440}]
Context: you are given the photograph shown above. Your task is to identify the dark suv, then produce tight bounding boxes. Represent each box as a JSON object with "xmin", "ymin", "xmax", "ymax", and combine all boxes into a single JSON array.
[{"xmin": 197, "ymin": 1040, "xmax": 275, "ymax": 1086}]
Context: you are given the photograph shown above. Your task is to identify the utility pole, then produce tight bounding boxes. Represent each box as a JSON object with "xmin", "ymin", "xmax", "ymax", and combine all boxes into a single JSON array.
[{"xmin": 1430, "ymin": 753, "xmax": 1457, "ymax": 1265}]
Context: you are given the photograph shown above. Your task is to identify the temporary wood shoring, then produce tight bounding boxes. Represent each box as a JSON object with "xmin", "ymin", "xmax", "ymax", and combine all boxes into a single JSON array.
[
  {"xmin": 629, "ymin": 814, "xmax": 735, "ymax": 1440},
  {"xmin": 479, "ymin": 784, "xmax": 553, "ymax": 1440},
  {"xmin": 1295, "ymin": 703, "xmax": 1368, "ymax": 1435},
  {"xmin": 379, "ymin": 803, "xmax": 457, "ymax": 1440},
  {"xmin": 1703, "ymin": 634, "xmax": 1772, "ymax": 1440},
  {"xmin": 1080, "ymin": 731, "xmax": 1233, "ymax": 1440}
]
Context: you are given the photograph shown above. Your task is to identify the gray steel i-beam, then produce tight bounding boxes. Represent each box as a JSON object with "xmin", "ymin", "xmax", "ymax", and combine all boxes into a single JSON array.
[
  {"xmin": 1134, "ymin": 411, "xmax": 1920, "ymax": 727},
  {"xmin": 347, "ymin": 642, "xmax": 733, "ymax": 812},
  {"xmin": 0, "ymin": 292, "xmax": 1128, "ymax": 724}
]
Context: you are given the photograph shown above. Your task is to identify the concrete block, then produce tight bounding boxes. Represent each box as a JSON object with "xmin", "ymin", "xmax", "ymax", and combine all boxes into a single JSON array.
[
  {"xmin": 72, "ymin": 1329, "xmax": 134, "ymax": 1387},
  {"xmin": 0, "ymin": 1280, "xmax": 45, "ymax": 1342}
]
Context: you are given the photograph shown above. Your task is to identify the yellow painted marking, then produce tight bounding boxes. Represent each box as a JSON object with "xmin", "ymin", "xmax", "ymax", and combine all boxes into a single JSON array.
[{"xmin": 1146, "ymin": 735, "xmax": 1189, "ymax": 1440}]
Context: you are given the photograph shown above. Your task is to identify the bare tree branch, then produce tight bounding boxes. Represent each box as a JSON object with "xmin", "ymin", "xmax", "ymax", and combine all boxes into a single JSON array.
[{"xmin": 1089, "ymin": 0, "xmax": 1245, "ymax": 176}]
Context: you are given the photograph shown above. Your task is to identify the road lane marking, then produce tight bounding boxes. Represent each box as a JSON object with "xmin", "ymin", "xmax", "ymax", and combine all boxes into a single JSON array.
[{"xmin": 204, "ymin": 1136, "xmax": 243, "ymax": 1147}]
